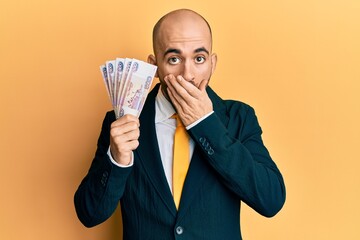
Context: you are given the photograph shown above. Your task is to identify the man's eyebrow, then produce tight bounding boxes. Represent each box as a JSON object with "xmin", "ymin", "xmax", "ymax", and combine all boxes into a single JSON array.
[
  {"xmin": 163, "ymin": 47, "xmax": 210, "ymax": 57},
  {"xmin": 164, "ymin": 48, "xmax": 181, "ymax": 57},
  {"xmin": 195, "ymin": 47, "xmax": 209, "ymax": 55}
]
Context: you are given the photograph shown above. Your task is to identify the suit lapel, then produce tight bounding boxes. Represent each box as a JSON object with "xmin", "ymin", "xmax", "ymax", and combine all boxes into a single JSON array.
[
  {"xmin": 177, "ymin": 85, "xmax": 230, "ymax": 218},
  {"xmin": 135, "ymin": 84, "xmax": 177, "ymax": 217}
]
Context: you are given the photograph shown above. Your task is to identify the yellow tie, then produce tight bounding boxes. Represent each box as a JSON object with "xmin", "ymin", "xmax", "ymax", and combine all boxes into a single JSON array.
[{"xmin": 172, "ymin": 114, "xmax": 190, "ymax": 209}]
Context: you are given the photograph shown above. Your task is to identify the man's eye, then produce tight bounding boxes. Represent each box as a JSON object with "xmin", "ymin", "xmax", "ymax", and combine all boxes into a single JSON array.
[
  {"xmin": 195, "ymin": 56, "xmax": 205, "ymax": 63},
  {"xmin": 168, "ymin": 57, "xmax": 181, "ymax": 65}
]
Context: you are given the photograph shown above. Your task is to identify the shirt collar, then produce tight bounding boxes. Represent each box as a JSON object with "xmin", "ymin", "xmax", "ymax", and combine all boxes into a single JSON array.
[{"xmin": 155, "ymin": 87, "xmax": 176, "ymax": 123}]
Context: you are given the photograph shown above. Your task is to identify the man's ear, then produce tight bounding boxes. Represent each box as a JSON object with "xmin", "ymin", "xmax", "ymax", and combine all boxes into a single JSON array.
[
  {"xmin": 211, "ymin": 53, "xmax": 217, "ymax": 75},
  {"xmin": 147, "ymin": 54, "xmax": 158, "ymax": 78}
]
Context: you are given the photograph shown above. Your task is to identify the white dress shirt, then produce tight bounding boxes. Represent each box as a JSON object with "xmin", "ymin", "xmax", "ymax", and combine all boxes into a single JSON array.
[{"xmin": 108, "ymin": 88, "xmax": 213, "ymax": 192}]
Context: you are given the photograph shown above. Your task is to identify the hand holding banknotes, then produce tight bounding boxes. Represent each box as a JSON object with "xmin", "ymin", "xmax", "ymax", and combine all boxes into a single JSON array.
[
  {"xmin": 165, "ymin": 74, "xmax": 213, "ymax": 127},
  {"xmin": 109, "ymin": 114, "xmax": 139, "ymax": 165},
  {"xmin": 100, "ymin": 57, "xmax": 157, "ymax": 164}
]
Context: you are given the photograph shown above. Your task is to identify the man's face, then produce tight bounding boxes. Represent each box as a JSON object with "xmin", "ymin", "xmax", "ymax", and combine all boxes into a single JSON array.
[{"xmin": 149, "ymin": 14, "xmax": 217, "ymax": 98}]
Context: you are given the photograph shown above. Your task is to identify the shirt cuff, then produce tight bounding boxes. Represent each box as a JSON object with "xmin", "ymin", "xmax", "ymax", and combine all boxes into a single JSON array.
[
  {"xmin": 186, "ymin": 111, "xmax": 214, "ymax": 130},
  {"xmin": 107, "ymin": 146, "xmax": 134, "ymax": 168}
]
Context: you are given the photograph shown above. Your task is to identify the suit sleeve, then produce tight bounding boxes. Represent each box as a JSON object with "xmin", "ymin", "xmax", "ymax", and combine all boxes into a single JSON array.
[
  {"xmin": 74, "ymin": 111, "xmax": 133, "ymax": 227},
  {"xmin": 188, "ymin": 103, "xmax": 286, "ymax": 217}
]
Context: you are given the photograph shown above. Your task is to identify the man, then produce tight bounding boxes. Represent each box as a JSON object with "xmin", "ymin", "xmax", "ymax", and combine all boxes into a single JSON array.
[{"xmin": 74, "ymin": 9, "xmax": 286, "ymax": 240}]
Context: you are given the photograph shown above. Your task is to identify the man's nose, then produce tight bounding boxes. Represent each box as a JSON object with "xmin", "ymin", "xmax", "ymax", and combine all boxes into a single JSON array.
[{"xmin": 181, "ymin": 60, "xmax": 195, "ymax": 82}]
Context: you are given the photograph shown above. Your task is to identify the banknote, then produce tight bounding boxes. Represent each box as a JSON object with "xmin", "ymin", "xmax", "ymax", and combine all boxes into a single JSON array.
[
  {"xmin": 118, "ymin": 58, "xmax": 133, "ymax": 113},
  {"xmin": 99, "ymin": 57, "xmax": 157, "ymax": 119},
  {"xmin": 100, "ymin": 64, "xmax": 111, "ymax": 102},
  {"xmin": 106, "ymin": 60, "xmax": 116, "ymax": 106},
  {"xmin": 114, "ymin": 58, "xmax": 125, "ymax": 117},
  {"xmin": 120, "ymin": 59, "xmax": 157, "ymax": 117}
]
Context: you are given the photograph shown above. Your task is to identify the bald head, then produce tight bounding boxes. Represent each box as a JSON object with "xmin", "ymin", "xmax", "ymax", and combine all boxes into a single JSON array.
[{"xmin": 152, "ymin": 9, "xmax": 213, "ymax": 56}]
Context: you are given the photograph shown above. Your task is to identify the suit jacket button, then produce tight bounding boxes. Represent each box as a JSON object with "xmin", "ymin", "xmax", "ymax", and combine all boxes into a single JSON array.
[
  {"xmin": 199, "ymin": 137, "xmax": 205, "ymax": 143},
  {"xmin": 101, "ymin": 171, "xmax": 108, "ymax": 186},
  {"xmin": 175, "ymin": 226, "xmax": 184, "ymax": 235},
  {"xmin": 208, "ymin": 148, "xmax": 214, "ymax": 155}
]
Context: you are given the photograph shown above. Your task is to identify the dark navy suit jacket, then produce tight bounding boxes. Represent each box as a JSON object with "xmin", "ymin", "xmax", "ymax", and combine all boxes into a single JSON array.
[{"xmin": 74, "ymin": 84, "xmax": 286, "ymax": 240}]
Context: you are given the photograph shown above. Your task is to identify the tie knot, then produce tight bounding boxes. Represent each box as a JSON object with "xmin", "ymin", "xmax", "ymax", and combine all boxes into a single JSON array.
[{"xmin": 171, "ymin": 114, "xmax": 183, "ymax": 127}]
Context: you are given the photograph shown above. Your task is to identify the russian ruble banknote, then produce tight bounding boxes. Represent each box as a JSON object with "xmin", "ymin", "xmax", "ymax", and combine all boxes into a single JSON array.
[{"xmin": 100, "ymin": 58, "xmax": 157, "ymax": 118}]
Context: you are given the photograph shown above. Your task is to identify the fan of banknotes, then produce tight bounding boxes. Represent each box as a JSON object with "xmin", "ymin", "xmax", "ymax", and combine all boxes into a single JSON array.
[{"xmin": 100, "ymin": 58, "xmax": 157, "ymax": 119}]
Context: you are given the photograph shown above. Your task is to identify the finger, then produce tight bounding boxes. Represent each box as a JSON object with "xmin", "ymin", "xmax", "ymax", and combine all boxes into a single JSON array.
[
  {"xmin": 113, "ymin": 139, "xmax": 139, "ymax": 154},
  {"xmin": 111, "ymin": 128, "xmax": 140, "ymax": 151},
  {"xmin": 165, "ymin": 75, "xmax": 185, "ymax": 102},
  {"xmin": 111, "ymin": 120, "xmax": 139, "ymax": 137},
  {"xmin": 127, "ymin": 139, "xmax": 139, "ymax": 150},
  {"xmin": 166, "ymin": 75, "xmax": 193, "ymax": 104},
  {"xmin": 176, "ymin": 75, "xmax": 201, "ymax": 98},
  {"xmin": 166, "ymin": 86, "xmax": 184, "ymax": 113},
  {"xmin": 111, "ymin": 114, "xmax": 139, "ymax": 127},
  {"xmin": 198, "ymin": 79, "xmax": 208, "ymax": 92},
  {"xmin": 124, "ymin": 128, "xmax": 140, "ymax": 141}
]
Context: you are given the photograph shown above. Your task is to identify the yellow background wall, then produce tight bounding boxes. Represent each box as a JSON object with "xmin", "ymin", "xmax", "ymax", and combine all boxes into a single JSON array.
[{"xmin": 1, "ymin": 0, "xmax": 359, "ymax": 239}]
